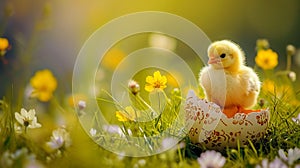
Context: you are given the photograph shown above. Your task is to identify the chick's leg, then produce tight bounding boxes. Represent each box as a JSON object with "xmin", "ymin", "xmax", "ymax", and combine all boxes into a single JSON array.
[
  {"xmin": 237, "ymin": 106, "xmax": 260, "ymax": 114},
  {"xmin": 222, "ymin": 106, "xmax": 239, "ymax": 118}
]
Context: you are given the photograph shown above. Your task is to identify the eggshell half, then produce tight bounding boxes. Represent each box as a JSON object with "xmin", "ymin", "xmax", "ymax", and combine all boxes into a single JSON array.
[{"xmin": 185, "ymin": 90, "xmax": 269, "ymax": 149}]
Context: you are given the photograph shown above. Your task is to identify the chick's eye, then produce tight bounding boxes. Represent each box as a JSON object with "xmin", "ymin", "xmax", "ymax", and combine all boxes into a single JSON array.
[{"xmin": 220, "ymin": 53, "xmax": 226, "ymax": 58}]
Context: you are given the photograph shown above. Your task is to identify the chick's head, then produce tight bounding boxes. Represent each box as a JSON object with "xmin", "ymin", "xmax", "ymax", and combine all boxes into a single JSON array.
[{"xmin": 207, "ymin": 40, "xmax": 245, "ymax": 72}]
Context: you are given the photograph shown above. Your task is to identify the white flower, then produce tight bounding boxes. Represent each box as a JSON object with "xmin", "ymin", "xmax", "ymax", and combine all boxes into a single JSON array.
[
  {"xmin": 46, "ymin": 127, "xmax": 71, "ymax": 151},
  {"xmin": 278, "ymin": 148, "xmax": 300, "ymax": 165},
  {"xmin": 288, "ymin": 71, "xmax": 296, "ymax": 82},
  {"xmin": 128, "ymin": 79, "xmax": 140, "ymax": 95},
  {"xmin": 255, "ymin": 159, "xmax": 269, "ymax": 168},
  {"xmin": 89, "ymin": 128, "xmax": 97, "ymax": 137},
  {"xmin": 133, "ymin": 159, "xmax": 147, "ymax": 168},
  {"xmin": 269, "ymin": 157, "xmax": 287, "ymax": 168},
  {"xmin": 256, "ymin": 158, "xmax": 287, "ymax": 168},
  {"xmin": 137, "ymin": 159, "xmax": 146, "ymax": 166},
  {"xmin": 117, "ymin": 151, "xmax": 126, "ymax": 161},
  {"xmin": 15, "ymin": 108, "xmax": 41, "ymax": 129},
  {"xmin": 78, "ymin": 100, "xmax": 86, "ymax": 110},
  {"xmin": 197, "ymin": 150, "xmax": 226, "ymax": 168},
  {"xmin": 292, "ymin": 113, "xmax": 300, "ymax": 124},
  {"xmin": 1, "ymin": 148, "xmax": 44, "ymax": 168}
]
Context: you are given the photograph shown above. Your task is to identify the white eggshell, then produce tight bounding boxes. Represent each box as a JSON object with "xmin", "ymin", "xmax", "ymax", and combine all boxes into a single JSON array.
[{"xmin": 185, "ymin": 90, "xmax": 269, "ymax": 149}]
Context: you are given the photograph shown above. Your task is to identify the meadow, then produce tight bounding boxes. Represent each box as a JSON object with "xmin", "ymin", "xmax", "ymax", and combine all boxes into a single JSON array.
[{"xmin": 1, "ymin": 1, "xmax": 300, "ymax": 168}]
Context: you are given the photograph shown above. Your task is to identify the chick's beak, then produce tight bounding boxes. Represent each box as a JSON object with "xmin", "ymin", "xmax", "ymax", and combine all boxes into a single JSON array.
[{"xmin": 208, "ymin": 57, "xmax": 221, "ymax": 64}]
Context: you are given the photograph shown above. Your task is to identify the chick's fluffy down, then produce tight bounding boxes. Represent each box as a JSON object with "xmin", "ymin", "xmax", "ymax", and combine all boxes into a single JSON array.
[{"xmin": 199, "ymin": 65, "xmax": 260, "ymax": 109}]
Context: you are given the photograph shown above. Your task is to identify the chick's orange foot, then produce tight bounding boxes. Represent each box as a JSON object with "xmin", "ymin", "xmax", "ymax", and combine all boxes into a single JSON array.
[
  {"xmin": 222, "ymin": 106, "xmax": 239, "ymax": 118},
  {"xmin": 237, "ymin": 106, "xmax": 261, "ymax": 114},
  {"xmin": 222, "ymin": 106, "xmax": 261, "ymax": 118}
]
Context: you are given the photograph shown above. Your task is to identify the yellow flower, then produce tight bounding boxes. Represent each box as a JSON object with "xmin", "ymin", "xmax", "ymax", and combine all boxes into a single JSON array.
[
  {"xmin": 116, "ymin": 106, "xmax": 139, "ymax": 122},
  {"xmin": 0, "ymin": 37, "xmax": 10, "ymax": 58},
  {"xmin": 0, "ymin": 37, "xmax": 9, "ymax": 51},
  {"xmin": 145, "ymin": 71, "xmax": 167, "ymax": 92},
  {"xmin": 255, "ymin": 49, "xmax": 278, "ymax": 70},
  {"xmin": 116, "ymin": 111, "xmax": 128, "ymax": 122},
  {"xmin": 30, "ymin": 69, "xmax": 57, "ymax": 102}
]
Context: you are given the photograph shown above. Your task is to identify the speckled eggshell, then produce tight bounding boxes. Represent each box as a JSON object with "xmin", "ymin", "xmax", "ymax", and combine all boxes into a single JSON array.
[{"xmin": 185, "ymin": 90, "xmax": 269, "ymax": 150}]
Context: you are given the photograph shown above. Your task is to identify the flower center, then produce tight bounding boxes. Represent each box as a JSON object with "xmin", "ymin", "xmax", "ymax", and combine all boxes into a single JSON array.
[
  {"xmin": 154, "ymin": 81, "xmax": 162, "ymax": 88},
  {"xmin": 207, "ymin": 165, "xmax": 215, "ymax": 168},
  {"xmin": 40, "ymin": 84, "xmax": 49, "ymax": 92},
  {"xmin": 263, "ymin": 58, "xmax": 270, "ymax": 65},
  {"xmin": 23, "ymin": 120, "xmax": 29, "ymax": 127}
]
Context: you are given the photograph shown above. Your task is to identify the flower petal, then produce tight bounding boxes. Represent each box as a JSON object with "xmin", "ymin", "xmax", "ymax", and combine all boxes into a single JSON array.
[
  {"xmin": 20, "ymin": 108, "xmax": 28, "ymax": 118},
  {"xmin": 15, "ymin": 112, "xmax": 24, "ymax": 125},
  {"xmin": 28, "ymin": 117, "xmax": 42, "ymax": 128},
  {"xmin": 278, "ymin": 149, "xmax": 288, "ymax": 161},
  {"xmin": 161, "ymin": 76, "xmax": 167, "ymax": 84},
  {"xmin": 146, "ymin": 76, "xmax": 154, "ymax": 84},
  {"xmin": 153, "ymin": 71, "xmax": 162, "ymax": 79},
  {"xmin": 38, "ymin": 91, "xmax": 53, "ymax": 102},
  {"xmin": 46, "ymin": 141, "xmax": 60, "ymax": 150},
  {"xmin": 116, "ymin": 111, "xmax": 128, "ymax": 122},
  {"xmin": 28, "ymin": 109, "xmax": 36, "ymax": 120},
  {"xmin": 52, "ymin": 129, "xmax": 60, "ymax": 139},
  {"xmin": 145, "ymin": 84, "xmax": 154, "ymax": 92}
]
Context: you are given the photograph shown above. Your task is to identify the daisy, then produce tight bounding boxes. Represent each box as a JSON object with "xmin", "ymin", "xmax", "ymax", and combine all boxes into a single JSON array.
[
  {"xmin": 145, "ymin": 71, "xmax": 167, "ymax": 92},
  {"xmin": 46, "ymin": 127, "xmax": 71, "ymax": 151},
  {"xmin": 15, "ymin": 108, "xmax": 41, "ymax": 129},
  {"xmin": 256, "ymin": 158, "xmax": 287, "ymax": 168},
  {"xmin": 197, "ymin": 150, "xmax": 226, "ymax": 168},
  {"xmin": 278, "ymin": 147, "xmax": 300, "ymax": 165}
]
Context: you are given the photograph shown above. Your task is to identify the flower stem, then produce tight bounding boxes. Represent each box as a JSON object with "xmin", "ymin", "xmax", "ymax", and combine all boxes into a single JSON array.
[
  {"xmin": 286, "ymin": 54, "xmax": 291, "ymax": 71},
  {"xmin": 24, "ymin": 126, "xmax": 28, "ymax": 134}
]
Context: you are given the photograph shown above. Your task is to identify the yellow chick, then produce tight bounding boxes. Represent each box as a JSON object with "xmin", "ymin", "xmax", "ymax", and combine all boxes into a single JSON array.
[{"xmin": 199, "ymin": 40, "xmax": 261, "ymax": 118}]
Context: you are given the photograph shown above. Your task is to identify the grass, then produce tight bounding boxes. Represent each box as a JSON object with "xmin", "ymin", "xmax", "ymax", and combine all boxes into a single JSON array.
[{"xmin": 0, "ymin": 76, "xmax": 300, "ymax": 168}]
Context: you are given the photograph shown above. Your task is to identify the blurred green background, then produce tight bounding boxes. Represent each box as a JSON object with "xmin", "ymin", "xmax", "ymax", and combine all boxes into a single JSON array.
[{"xmin": 0, "ymin": 0, "xmax": 300, "ymax": 96}]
